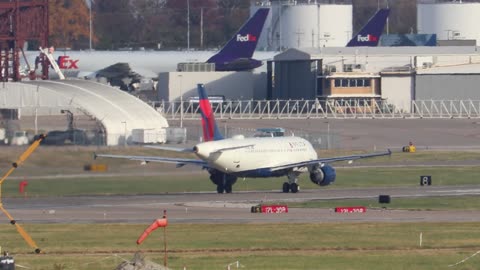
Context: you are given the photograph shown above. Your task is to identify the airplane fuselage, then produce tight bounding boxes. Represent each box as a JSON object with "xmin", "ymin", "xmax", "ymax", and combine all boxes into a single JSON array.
[{"xmin": 194, "ymin": 136, "xmax": 317, "ymax": 177}]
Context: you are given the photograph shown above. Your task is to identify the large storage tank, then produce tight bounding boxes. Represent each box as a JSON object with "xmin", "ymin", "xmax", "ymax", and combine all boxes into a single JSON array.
[
  {"xmin": 417, "ymin": 0, "xmax": 480, "ymax": 45},
  {"xmin": 251, "ymin": 0, "xmax": 352, "ymax": 50}
]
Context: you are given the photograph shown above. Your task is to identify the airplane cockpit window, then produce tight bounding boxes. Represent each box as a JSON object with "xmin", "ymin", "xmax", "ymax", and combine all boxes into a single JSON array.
[{"xmin": 253, "ymin": 128, "xmax": 285, "ymax": 138}]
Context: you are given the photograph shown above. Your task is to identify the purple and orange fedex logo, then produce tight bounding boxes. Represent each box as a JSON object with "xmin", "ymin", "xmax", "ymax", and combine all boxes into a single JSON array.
[
  {"xmin": 57, "ymin": 56, "xmax": 79, "ymax": 69},
  {"xmin": 236, "ymin": 34, "xmax": 257, "ymax": 42},
  {"xmin": 356, "ymin": 34, "xmax": 378, "ymax": 43}
]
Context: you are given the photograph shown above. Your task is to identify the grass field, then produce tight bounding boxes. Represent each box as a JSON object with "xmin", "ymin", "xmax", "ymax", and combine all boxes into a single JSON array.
[
  {"xmin": 2, "ymin": 166, "xmax": 480, "ymax": 197},
  {"xmin": 1, "ymin": 147, "xmax": 480, "ymax": 269},
  {"xmin": 1, "ymin": 223, "xmax": 480, "ymax": 270},
  {"xmin": 1, "ymin": 146, "xmax": 480, "ymax": 176}
]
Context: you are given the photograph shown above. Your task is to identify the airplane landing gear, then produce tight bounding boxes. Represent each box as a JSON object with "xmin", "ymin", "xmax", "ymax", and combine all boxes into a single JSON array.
[
  {"xmin": 210, "ymin": 169, "xmax": 237, "ymax": 193},
  {"xmin": 282, "ymin": 171, "xmax": 300, "ymax": 193}
]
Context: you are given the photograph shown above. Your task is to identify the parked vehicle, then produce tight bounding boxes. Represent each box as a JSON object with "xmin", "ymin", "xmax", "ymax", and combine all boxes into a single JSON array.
[
  {"xmin": 35, "ymin": 129, "xmax": 88, "ymax": 145},
  {"xmin": 10, "ymin": 131, "xmax": 29, "ymax": 145}
]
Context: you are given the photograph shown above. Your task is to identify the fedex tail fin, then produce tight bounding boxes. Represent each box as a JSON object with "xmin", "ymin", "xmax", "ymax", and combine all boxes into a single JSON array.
[
  {"xmin": 346, "ymin": 8, "xmax": 390, "ymax": 47},
  {"xmin": 207, "ymin": 8, "xmax": 269, "ymax": 65},
  {"xmin": 197, "ymin": 84, "xmax": 224, "ymax": 142}
]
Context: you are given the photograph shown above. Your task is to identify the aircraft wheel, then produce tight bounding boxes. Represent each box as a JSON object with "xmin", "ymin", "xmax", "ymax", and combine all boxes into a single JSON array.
[
  {"xmin": 216, "ymin": 184, "xmax": 225, "ymax": 194},
  {"xmin": 290, "ymin": 183, "xmax": 299, "ymax": 193},
  {"xmin": 225, "ymin": 183, "xmax": 233, "ymax": 193},
  {"xmin": 282, "ymin": 182, "xmax": 290, "ymax": 193}
]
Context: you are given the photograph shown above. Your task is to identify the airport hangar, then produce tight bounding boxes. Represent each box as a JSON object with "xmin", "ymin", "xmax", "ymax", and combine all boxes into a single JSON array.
[
  {"xmin": 266, "ymin": 46, "xmax": 480, "ymax": 113},
  {"xmin": 0, "ymin": 80, "xmax": 169, "ymax": 146}
]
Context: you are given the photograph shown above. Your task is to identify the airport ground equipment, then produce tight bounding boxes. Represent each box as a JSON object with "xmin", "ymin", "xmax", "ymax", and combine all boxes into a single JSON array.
[
  {"xmin": 0, "ymin": 134, "xmax": 46, "ymax": 254},
  {"xmin": 0, "ymin": 251, "xmax": 15, "ymax": 270},
  {"xmin": 39, "ymin": 47, "xmax": 65, "ymax": 79},
  {"xmin": 402, "ymin": 142, "xmax": 416, "ymax": 153}
]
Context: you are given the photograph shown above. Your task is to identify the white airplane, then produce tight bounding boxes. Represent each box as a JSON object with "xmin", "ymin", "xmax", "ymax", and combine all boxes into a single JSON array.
[
  {"xmin": 95, "ymin": 84, "xmax": 391, "ymax": 194},
  {"xmin": 23, "ymin": 8, "xmax": 275, "ymax": 83}
]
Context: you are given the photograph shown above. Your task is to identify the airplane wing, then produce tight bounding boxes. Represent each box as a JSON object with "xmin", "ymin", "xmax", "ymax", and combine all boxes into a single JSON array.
[
  {"xmin": 269, "ymin": 149, "xmax": 391, "ymax": 172},
  {"xmin": 145, "ymin": 145, "xmax": 195, "ymax": 153},
  {"xmin": 94, "ymin": 153, "xmax": 208, "ymax": 167}
]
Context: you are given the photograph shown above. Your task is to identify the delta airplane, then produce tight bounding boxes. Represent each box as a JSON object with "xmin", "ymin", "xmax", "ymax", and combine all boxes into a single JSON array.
[{"xmin": 95, "ymin": 84, "xmax": 391, "ymax": 194}]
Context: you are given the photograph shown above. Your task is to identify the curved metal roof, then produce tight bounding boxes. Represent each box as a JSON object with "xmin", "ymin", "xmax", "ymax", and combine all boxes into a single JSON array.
[{"xmin": 0, "ymin": 79, "xmax": 168, "ymax": 145}]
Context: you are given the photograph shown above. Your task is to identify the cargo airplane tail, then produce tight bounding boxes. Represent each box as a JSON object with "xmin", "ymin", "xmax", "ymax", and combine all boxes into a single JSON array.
[
  {"xmin": 25, "ymin": 7, "xmax": 271, "ymax": 84},
  {"xmin": 95, "ymin": 84, "xmax": 391, "ymax": 194},
  {"xmin": 206, "ymin": 8, "xmax": 269, "ymax": 71},
  {"xmin": 346, "ymin": 8, "xmax": 390, "ymax": 47}
]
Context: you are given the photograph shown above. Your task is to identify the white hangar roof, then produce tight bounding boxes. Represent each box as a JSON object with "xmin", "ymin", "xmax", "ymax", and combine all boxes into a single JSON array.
[{"xmin": 0, "ymin": 79, "xmax": 168, "ymax": 145}]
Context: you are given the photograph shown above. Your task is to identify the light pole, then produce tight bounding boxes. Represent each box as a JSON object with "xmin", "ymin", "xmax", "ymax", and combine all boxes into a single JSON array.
[
  {"xmin": 187, "ymin": 0, "xmax": 190, "ymax": 50},
  {"xmin": 325, "ymin": 121, "xmax": 330, "ymax": 150},
  {"xmin": 89, "ymin": 0, "xmax": 93, "ymax": 50},
  {"xmin": 121, "ymin": 121, "xmax": 127, "ymax": 147},
  {"xmin": 178, "ymin": 74, "xmax": 183, "ymax": 128}
]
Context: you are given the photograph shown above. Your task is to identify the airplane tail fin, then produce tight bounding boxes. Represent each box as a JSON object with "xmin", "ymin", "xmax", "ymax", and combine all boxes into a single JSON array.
[
  {"xmin": 346, "ymin": 8, "xmax": 390, "ymax": 47},
  {"xmin": 207, "ymin": 8, "xmax": 269, "ymax": 64},
  {"xmin": 197, "ymin": 84, "xmax": 224, "ymax": 142}
]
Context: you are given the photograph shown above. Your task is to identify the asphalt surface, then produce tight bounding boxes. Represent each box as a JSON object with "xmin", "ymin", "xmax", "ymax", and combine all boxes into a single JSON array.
[
  {"xmin": 173, "ymin": 118, "xmax": 480, "ymax": 150},
  {"xmin": 2, "ymin": 185, "xmax": 480, "ymax": 224},
  {"xmin": 5, "ymin": 118, "xmax": 480, "ymax": 225}
]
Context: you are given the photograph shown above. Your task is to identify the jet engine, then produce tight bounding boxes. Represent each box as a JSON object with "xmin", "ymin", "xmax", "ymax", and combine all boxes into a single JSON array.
[
  {"xmin": 309, "ymin": 164, "xmax": 336, "ymax": 186},
  {"xmin": 208, "ymin": 168, "xmax": 238, "ymax": 193}
]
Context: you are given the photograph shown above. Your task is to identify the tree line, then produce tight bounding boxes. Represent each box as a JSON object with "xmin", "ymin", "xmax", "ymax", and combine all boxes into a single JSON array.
[{"xmin": 48, "ymin": 0, "xmax": 417, "ymax": 51}]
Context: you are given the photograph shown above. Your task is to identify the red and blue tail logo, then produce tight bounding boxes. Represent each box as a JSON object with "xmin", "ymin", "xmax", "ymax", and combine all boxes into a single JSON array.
[{"xmin": 197, "ymin": 84, "xmax": 224, "ymax": 142}]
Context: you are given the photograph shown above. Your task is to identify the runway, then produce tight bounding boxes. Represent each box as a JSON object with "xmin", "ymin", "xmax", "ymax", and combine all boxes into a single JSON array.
[{"xmin": 2, "ymin": 185, "xmax": 480, "ymax": 224}]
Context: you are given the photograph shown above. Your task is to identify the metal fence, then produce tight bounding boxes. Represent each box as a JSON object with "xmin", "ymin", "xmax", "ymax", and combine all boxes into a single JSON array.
[
  {"xmin": 154, "ymin": 99, "xmax": 480, "ymax": 120},
  {"xmin": 185, "ymin": 125, "xmax": 338, "ymax": 149}
]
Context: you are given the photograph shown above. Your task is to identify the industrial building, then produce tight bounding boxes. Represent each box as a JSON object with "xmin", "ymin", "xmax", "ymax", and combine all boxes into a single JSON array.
[
  {"xmin": 251, "ymin": 0, "xmax": 353, "ymax": 50},
  {"xmin": 418, "ymin": 0, "xmax": 480, "ymax": 46},
  {"xmin": 270, "ymin": 46, "xmax": 480, "ymax": 113},
  {"xmin": 157, "ymin": 71, "xmax": 268, "ymax": 101}
]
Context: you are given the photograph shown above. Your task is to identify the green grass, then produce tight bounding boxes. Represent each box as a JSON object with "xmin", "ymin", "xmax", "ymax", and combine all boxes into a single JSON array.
[
  {"xmin": 1, "ymin": 148, "xmax": 480, "ymax": 269},
  {"xmin": 1, "ymin": 223, "xmax": 480, "ymax": 270},
  {"xmin": 2, "ymin": 166, "xmax": 480, "ymax": 197},
  {"xmin": 2, "ymin": 146, "xmax": 480, "ymax": 176},
  {"xmin": 286, "ymin": 195, "xmax": 480, "ymax": 210}
]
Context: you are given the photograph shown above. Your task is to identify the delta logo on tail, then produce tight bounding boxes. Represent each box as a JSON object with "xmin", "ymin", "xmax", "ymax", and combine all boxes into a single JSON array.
[
  {"xmin": 57, "ymin": 56, "xmax": 79, "ymax": 69},
  {"xmin": 198, "ymin": 84, "xmax": 224, "ymax": 142},
  {"xmin": 346, "ymin": 8, "xmax": 390, "ymax": 47}
]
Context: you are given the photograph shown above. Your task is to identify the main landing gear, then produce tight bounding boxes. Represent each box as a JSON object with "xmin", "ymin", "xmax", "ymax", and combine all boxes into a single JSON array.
[
  {"xmin": 282, "ymin": 171, "xmax": 300, "ymax": 193},
  {"xmin": 209, "ymin": 169, "xmax": 237, "ymax": 194}
]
